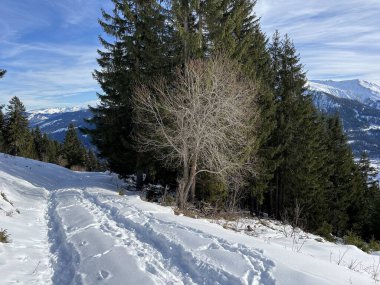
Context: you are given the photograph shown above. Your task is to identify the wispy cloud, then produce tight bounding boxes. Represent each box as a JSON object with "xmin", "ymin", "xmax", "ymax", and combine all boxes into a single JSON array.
[
  {"xmin": 1, "ymin": 1, "xmax": 379, "ymax": 109},
  {"xmin": 0, "ymin": 0, "xmax": 109, "ymax": 110},
  {"xmin": 256, "ymin": 0, "xmax": 380, "ymax": 84}
]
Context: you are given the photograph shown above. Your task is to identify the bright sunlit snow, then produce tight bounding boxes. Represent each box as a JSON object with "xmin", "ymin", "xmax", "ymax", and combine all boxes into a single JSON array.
[{"xmin": 0, "ymin": 154, "xmax": 377, "ymax": 284}]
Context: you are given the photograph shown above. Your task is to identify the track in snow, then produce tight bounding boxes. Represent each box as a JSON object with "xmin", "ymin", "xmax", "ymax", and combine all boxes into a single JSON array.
[{"xmin": 46, "ymin": 185, "xmax": 275, "ymax": 285}]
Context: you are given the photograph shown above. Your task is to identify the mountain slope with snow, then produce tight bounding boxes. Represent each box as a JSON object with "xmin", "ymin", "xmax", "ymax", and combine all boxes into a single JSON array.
[
  {"xmin": 0, "ymin": 155, "xmax": 377, "ymax": 284},
  {"xmin": 310, "ymin": 80, "xmax": 380, "ymax": 159},
  {"xmin": 27, "ymin": 107, "xmax": 93, "ymax": 147},
  {"xmin": 310, "ymin": 79, "xmax": 380, "ymax": 109}
]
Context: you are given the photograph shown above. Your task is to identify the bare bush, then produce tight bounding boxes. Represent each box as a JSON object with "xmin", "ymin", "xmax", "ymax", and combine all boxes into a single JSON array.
[
  {"xmin": 0, "ymin": 228, "xmax": 10, "ymax": 243},
  {"xmin": 133, "ymin": 56, "xmax": 259, "ymax": 209}
]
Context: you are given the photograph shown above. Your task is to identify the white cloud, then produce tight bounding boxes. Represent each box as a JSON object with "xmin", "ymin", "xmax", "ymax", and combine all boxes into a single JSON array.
[
  {"xmin": 0, "ymin": 1, "xmax": 106, "ymax": 109},
  {"xmin": 0, "ymin": 42, "xmax": 100, "ymax": 109},
  {"xmin": 256, "ymin": 0, "xmax": 380, "ymax": 84}
]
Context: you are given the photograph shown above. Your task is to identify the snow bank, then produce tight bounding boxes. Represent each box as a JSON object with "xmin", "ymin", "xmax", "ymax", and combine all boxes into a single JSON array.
[{"xmin": 0, "ymin": 154, "xmax": 377, "ymax": 284}]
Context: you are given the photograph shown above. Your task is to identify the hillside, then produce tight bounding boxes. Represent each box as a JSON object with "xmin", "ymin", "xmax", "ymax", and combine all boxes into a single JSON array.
[
  {"xmin": 310, "ymin": 80, "xmax": 380, "ymax": 159},
  {"xmin": 27, "ymin": 107, "xmax": 93, "ymax": 147},
  {"xmin": 0, "ymin": 154, "xmax": 377, "ymax": 284}
]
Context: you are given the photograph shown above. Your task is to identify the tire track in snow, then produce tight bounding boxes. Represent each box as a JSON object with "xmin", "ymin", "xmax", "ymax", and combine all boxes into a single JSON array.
[
  {"xmin": 75, "ymin": 190, "xmax": 184, "ymax": 285},
  {"xmin": 47, "ymin": 191, "xmax": 83, "ymax": 285},
  {"xmin": 82, "ymin": 190, "xmax": 276, "ymax": 285}
]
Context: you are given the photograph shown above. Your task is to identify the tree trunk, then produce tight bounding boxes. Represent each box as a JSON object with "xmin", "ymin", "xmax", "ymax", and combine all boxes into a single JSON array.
[{"xmin": 190, "ymin": 176, "xmax": 196, "ymax": 203}]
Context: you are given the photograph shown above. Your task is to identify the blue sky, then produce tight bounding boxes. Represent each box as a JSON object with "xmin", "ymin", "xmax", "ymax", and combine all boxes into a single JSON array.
[
  {"xmin": 256, "ymin": 0, "xmax": 380, "ymax": 85},
  {"xmin": 0, "ymin": 0, "xmax": 110, "ymax": 110},
  {"xmin": 0, "ymin": 0, "xmax": 379, "ymax": 110}
]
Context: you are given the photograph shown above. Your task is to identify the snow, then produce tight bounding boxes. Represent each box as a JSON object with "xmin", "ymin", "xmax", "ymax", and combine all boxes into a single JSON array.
[
  {"xmin": 38, "ymin": 119, "xmax": 63, "ymax": 129},
  {"xmin": 362, "ymin": 125, "xmax": 380, "ymax": 132},
  {"xmin": 309, "ymin": 79, "xmax": 380, "ymax": 106},
  {"xmin": 50, "ymin": 127, "xmax": 68, "ymax": 134},
  {"xmin": 0, "ymin": 154, "xmax": 377, "ymax": 284},
  {"xmin": 28, "ymin": 107, "xmax": 86, "ymax": 120}
]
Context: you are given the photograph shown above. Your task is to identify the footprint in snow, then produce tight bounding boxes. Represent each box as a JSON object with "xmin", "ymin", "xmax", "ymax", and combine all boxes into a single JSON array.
[{"xmin": 97, "ymin": 269, "xmax": 110, "ymax": 280}]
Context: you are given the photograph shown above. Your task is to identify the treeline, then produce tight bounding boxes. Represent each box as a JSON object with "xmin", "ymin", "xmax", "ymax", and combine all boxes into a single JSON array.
[
  {"xmin": 0, "ymin": 94, "xmax": 101, "ymax": 172},
  {"xmin": 85, "ymin": 0, "xmax": 379, "ymax": 241}
]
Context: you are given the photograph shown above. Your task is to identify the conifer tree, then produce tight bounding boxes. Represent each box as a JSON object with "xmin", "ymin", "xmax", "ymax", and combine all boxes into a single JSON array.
[
  {"xmin": 347, "ymin": 152, "xmax": 378, "ymax": 238},
  {"xmin": 33, "ymin": 126, "xmax": 45, "ymax": 161},
  {"xmin": 46, "ymin": 138, "xmax": 60, "ymax": 164},
  {"xmin": 85, "ymin": 150, "xmax": 99, "ymax": 172},
  {"xmin": 324, "ymin": 115, "xmax": 358, "ymax": 235},
  {"xmin": 85, "ymin": 0, "xmax": 173, "ymax": 179},
  {"xmin": 171, "ymin": 0, "xmax": 204, "ymax": 62},
  {"xmin": 0, "ymin": 70, "xmax": 5, "ymax": 152},
  {"xmin": 4, "ymin": 97, "xmax": 30, "ymax": 157},
  {"xmin": 0, "ymin": 106, "xmax": 5, "ymax": 152},
  {"xmin": 63, "ymin": 123, "xmax": 85, "ymax": 168}
]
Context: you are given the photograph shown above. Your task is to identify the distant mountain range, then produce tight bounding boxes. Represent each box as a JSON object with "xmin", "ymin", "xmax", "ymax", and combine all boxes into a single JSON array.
[
  {"xmin": 27, "ymin": 107, "xmax": 93, "ymax": 147},
  {"xmin": 309, "ymin": 79, "xmax": 380, "ymax": 160},
  {"xmin": 26, "ymin": 79, "xmax": 380, "ymax": 164}
]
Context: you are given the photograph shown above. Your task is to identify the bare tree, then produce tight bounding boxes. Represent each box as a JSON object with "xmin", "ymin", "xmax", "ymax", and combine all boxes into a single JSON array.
[{"xmin": 133, "ymin": 56, "xmax": 259, "ymax": 209}]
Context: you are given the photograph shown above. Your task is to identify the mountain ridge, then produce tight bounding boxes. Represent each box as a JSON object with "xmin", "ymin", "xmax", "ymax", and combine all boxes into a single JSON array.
[{"xmin": 310, "ymin": 79, "xmax": 380, "ymax": 160}]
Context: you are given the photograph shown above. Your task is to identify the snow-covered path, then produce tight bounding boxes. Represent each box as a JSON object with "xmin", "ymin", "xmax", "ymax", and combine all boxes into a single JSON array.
[{"xmin": 0, "ymin": 155, "xmax": 377, "ymax": 284}]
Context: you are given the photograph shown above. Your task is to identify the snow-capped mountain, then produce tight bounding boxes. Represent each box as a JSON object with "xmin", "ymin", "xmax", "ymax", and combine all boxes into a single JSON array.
[
  {"xmin": 310, "ymin": 79, "xmax": 380, "ymax": 109},
  {"xmin": 309, "ymin": 79, "xmax": 380, "ymax": 159},
  {"xmin": 27, "ymin": 107, "xmax": 93, "ymax": 147}
]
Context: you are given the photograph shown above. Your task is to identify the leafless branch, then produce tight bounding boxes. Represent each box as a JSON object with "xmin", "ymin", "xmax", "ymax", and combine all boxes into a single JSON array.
[{"xmin": 133, "ymin": 55, "xmax": 259, "ymax": 208}]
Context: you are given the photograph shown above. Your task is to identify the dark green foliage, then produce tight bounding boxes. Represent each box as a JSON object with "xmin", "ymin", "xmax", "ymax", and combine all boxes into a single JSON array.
[
  {"xmin": 85, "ymin": 150, "xmax": 100, "ymax": 172},
  {"xmin": 196, "ymin": 173, "xmax": 228, "ymax": 210},
  {"xmin": 84, "ymin": 0, "xmax": 174, "ymax": 178},
  {"xmin": 0, "ymin": 69, "xmax": 5, "ymax": 79},
  {"xmin": 316, "ymin": 222, "xmax": 335, "ymax": 242},
  {"xmin": 344, "ymin": 231, "xmax": 371, "ymax": 252},
  {"xmin": 63, "ymin": 123, "xmax": 86, "ymax": 168},
  {"xmin": 3, "ymin": 97, "xmax": 31, "ymax": 157},
  {"xmin": 0, "ymin": 105, "xmax": 6, "ymax": 152}
]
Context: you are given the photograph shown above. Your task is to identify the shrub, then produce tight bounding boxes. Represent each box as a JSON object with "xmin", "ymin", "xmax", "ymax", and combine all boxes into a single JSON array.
[
  {"xmin": 344, "ymin": 231, "xmax": 369, "ymax": 252},
  {"xmin": 369, "ymin": 237, "xmax": 380, "ymax": 252},
  {"xmin": 0, "ymin": 229, "xmax": 10, "ymax": 243},
  {"xmin": 316, "ymin": 222, "xmax": 336, "ymax": 242}
]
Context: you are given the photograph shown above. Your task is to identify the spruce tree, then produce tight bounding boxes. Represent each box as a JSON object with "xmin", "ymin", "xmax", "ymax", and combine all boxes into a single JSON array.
[
  {"xmin": 4, "ymin": 97, "xmax": 30, "ymax": 157},
  {"xmin": 85, "ymin": 0, "xmax": 173, "ymax": 180},
  {"xmin": 325, "ymin": 115, "xmax": 357, "ymax": 236},
  {"xmin": 46, "ymin": 138, "xmax": 60, "ymax": 164},
  {"xmin": 33, "ymin": 126, "xmax": 45, "ymax": 161},
  {"xmin": 0, "ymin": 106, "xmax": 5, "ymax": 152},
  {"xmin": 85, "ymin": 150, "xmax": 99, "ymax": 172},
  {"xmin": 171, "ymin": 0, "xmax": 204, "ymax": 62},
  {"xmin": 0, "ymin": 70, "xmax": 5, "ymax": 152},
  {"xmin": 348, "ymin": 152, "xmax": 378, "ymax": 238},
  {"xmin": 265, "ymin": 33, "xmax": 332, "ymax": 229},
  {"xmin": 63, "ymin": 123, "xmax": 85, "ymax": 168}
]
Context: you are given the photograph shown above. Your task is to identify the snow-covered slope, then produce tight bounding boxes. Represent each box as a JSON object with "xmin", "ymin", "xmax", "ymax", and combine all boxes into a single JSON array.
[
  {"xmin": 27, "ymin": 107, "xmax": 93, "ymax": 147},
  {"xmin": 310, "ymin": 80, "xmax": 380, "ymax": 160},
  {"xmin": 27, "ymin": 107, "xmax": 87, "ymax": 119},
  {"xmin": 310, "ymin": 79, "xmax": 380, "ymax": 109},
  {"xmin": 0, "ymin": 155, "xmax": 377, "ymax": 284}
]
